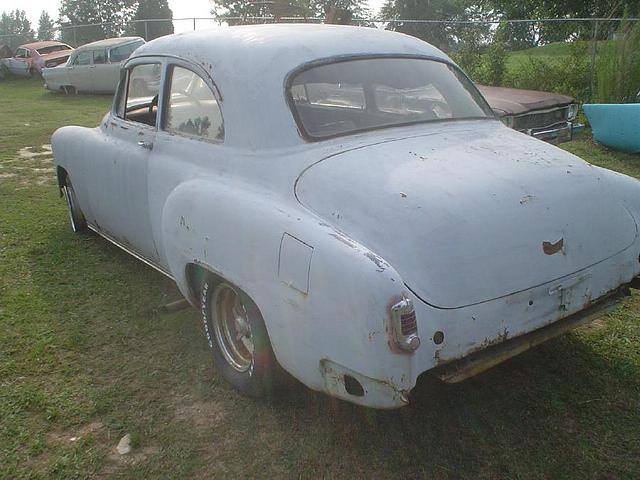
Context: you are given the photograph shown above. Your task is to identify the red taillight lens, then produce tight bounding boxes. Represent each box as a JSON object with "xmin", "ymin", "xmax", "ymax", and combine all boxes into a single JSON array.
[{"xmin": 400, "ymin": 311, "xmax": 417, "ymax": 336}]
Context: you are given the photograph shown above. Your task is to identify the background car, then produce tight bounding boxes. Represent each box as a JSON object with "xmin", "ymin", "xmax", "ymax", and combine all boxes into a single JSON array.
[
  {"xmin": 43, "ymin": 37, "xmax": 145, "ymax": 94},
  {"xmin": 0, "ymin": 41, "xmax": 73, "ymax": 77},
  {"xmin": 478, "ymin": 84, "xmax": 583, "ymax": 144}
]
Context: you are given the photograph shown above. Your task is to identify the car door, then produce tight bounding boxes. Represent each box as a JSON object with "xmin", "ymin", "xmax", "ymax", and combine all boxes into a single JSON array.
[
  {"xmin": 147, "ymin": 61, "xmax": 226, "ymax": 265},
  {"xmin": 8, "ymin": 48, "xmax": 29, "ymax": 75},
  {"xmin": 91, "ymin": 48, "xmax": 118, "ymax": 93},
  {"xmin": 67, "ymin": 51, "xmax": 93, "ymax": 91},
  {"xmin": 87, "ymin": 59, "xmax": 164, "ymax": 263}
]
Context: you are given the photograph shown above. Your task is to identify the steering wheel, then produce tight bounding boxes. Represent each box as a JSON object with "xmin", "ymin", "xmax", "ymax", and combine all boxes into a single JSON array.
[{"xmin": 149, "ymin": 94, "xmax": 159, "ymax": 116}]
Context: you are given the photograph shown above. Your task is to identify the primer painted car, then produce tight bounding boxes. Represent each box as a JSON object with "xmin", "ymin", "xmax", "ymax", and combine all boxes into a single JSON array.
[
  {"xmin": 1, "ymin": 41, "xmax": 73, "ymax": 77},
  {"xmin": 52, "ymin": 25, "xmax": 640, "ymax": 409},
  {"xmin": 478, "ymin": 85, "xmax": 584, "ymax": 144},
  {"xmin": 43, "ymin": 37, "xmax": 145, "ymax": 94}
]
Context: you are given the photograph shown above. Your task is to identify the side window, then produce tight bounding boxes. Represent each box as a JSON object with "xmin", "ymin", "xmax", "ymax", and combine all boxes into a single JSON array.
[
  {"xmin": 109, "ymin": 40, "xmax": 144, "ymax": 63},
  {"xmin": 93, "ymin": 49, "xmax": 107, "ymax": 64},
  {"xmin": 164, "ymin": 66, "xmax": 224, "ymax": 142},
  {"xmin": 122, "ymin": 63, "xmax": 161, "ymax": 127},
  {"xmin": 73, "ymin": 51, "xmax": 92, "ymax": 66},
  {"xmin": 15, "ymin": 48, "xmax": 25, "ymax": 58}
]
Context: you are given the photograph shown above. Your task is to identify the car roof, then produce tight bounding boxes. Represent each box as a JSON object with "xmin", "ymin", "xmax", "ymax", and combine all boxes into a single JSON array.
[
  {"xmin": 130, "ymin": 24, "xmax": 450, "ymax": 149},
  {"xmin": 134, "ymin": 24, "xmax": 447, "ymax": 76},
  {"xmin": 76, "ymin": 37, "xmax": 144, "ymax": 51},
  {"xmin": 20, "ymin": 40, "xmax": 69, "ymax": 50}
]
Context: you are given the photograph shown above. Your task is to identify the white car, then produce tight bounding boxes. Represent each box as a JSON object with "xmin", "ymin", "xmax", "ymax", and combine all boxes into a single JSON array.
[
  {"xmin": 52, "ymin": 25, "xmax": 640, "ymax": 409},
  {"xmin": 43, "ymin": 37, "xmax": 145, "ymax": 94}
]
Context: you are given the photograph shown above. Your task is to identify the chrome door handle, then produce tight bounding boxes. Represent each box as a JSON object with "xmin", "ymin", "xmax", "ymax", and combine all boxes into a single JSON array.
[{"xmin": 137, "ymin": 140, "xmax": 153, "ymax": 150}]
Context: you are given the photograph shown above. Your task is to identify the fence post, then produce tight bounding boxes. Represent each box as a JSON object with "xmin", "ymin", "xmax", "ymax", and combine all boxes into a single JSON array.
[
  {"xmin": 589, "ymin": 19, "xmax": 599, "ymax": 102},
  {"xmin": 193, "ymin": 18, "xmax": 197, "ymax": 30},
  {"xmin": 73, "ymin": 26, "xmax": 77, "ymax": 46},
  {"xmin": 144, "ymin": 21, "xmax": 149, "ymax": 40}
]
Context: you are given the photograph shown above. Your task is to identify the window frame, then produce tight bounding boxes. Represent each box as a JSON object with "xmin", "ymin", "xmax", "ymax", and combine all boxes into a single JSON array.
[
  {"xmin": 160, "ymin": 60, "xmax": 225, "ymax": 144},
  {"xmin": 284, "ymin": 54, "xmax": 497, "ymax": 142},
  {"xmin": 112, "ymin": 56, "xmax": 166, "ymax": 131}
]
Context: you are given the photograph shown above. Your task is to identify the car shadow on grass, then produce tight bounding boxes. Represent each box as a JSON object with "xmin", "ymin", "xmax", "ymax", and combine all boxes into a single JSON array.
[{"xmin": 28, "ymin": 221, "xmax": 640, "ymax": 479}]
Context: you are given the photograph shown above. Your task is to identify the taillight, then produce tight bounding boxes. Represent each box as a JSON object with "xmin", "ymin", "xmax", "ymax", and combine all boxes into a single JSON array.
[{"xmin": 390, "ymin": 296, "xmax": 420, "ymax": 353}]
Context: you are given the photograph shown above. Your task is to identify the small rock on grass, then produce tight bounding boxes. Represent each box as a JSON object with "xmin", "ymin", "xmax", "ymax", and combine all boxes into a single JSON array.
[{"xmin": 116, "ymin": 434, "xmax": 132, "ymax": 455}]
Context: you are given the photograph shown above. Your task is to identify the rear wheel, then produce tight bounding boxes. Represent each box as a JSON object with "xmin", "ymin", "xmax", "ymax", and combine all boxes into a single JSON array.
[
  {"xmin": 200, "ymin": 278, "xmax": 279, "ymax": 397},
  {"xmin": 62, "ymin": 177, "xmax": 87, "ymax": 233}
]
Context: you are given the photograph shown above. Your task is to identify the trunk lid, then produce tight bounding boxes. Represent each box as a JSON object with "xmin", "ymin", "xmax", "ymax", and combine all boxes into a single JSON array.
[{"xmin": 296, "ymin": 122, "xmax": 637, "ymax": 309}]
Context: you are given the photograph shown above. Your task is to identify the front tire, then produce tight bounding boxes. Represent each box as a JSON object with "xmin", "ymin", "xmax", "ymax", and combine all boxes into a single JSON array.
[
  {"xmin": 201, "ymin": 279, "xmax": 278, "ymax": 397},
  {"xmin": 62, "ymin": 177, "xmax": 87, "ymax": 233}
]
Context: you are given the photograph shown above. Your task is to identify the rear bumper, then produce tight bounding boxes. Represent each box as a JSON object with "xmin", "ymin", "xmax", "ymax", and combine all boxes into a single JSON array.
[
  {"xmin": 429, "ymin": 284, "xmax": 630, "ymax": 384},
  {"xmin": 524, "ymin": 122, "xmax": 585, "ymax": 144}
]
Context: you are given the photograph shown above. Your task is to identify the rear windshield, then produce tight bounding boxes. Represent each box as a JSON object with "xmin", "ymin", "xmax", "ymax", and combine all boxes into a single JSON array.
[
  {"xmin": 36, "ymin": 45, "xmax": 71, "ymax": 55},
  {"xmin": 288, "ymin": 57, "xmax": 494, "ymax": 140}
]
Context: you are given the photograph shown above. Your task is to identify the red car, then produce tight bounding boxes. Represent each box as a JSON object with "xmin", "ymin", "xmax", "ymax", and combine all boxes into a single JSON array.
[{"xmin": 1, "ymin": 41, "xmax": 74, "ymax": 77}]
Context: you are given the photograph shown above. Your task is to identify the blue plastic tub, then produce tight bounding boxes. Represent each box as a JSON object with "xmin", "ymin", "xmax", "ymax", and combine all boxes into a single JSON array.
[{"xmin": 583, "ymin": 103, "xmax": 640, "ymax": 153}]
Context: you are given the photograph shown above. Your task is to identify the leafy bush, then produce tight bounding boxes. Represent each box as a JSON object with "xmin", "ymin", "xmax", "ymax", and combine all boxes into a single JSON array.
[
  {"xmin": 503, "ymin": 43, "xmax": 591, "ymax": 102},
  {"xmin": 453, "ymin": 40, "xmax": 508, "ymax": 86},
  {"xmin": 596, "ymin": 19, "xmax": 640, "ymax": 103}
]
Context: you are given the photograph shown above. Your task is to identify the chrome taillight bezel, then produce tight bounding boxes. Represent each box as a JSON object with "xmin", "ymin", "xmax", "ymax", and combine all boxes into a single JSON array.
[{"xmin": 390, "ymin": 296, "xmax": 420, "ymax": 353}]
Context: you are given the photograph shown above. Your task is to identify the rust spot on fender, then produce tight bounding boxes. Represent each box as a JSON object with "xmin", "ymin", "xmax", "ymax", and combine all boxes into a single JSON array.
[{"xmin": 543, "ymin": 238, "xmax": 564, "ymax": 255}]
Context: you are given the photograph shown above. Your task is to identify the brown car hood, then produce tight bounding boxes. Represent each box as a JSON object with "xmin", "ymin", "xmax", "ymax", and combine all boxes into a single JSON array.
[{"xmin": 477, "ymin": 85, "xmax": 575, "ymax": 116}]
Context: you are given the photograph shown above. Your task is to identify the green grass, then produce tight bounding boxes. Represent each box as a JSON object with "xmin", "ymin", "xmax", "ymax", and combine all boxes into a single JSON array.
[
  {"xmin": 1, "ymin": 78, "xmax": 640, "ymax": 479},
  {"xmin": 506, "ymin": 40, "xmax": 611, "ymax": 73}
]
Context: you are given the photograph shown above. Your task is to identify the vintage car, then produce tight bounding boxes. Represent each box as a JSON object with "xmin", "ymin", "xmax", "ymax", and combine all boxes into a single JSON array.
[
  {"xmin": 0, "ymin": 41, "xmax": 73, "ymax": 77},
  {"xmin": 43, "ymin": 37, "xmax": 145, "ymax": 94},
  {"xmin": 52, "ymin": 25, "xmax": 640, "ymax": 409},
  {"xmin": 478, "ymin": 85, "xmax": 583, "ymax": 144}
]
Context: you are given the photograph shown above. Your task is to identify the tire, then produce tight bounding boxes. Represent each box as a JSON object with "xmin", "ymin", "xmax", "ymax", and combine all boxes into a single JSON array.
[
  {"xmin": 200, "ymin": 278, "xmax": 279, "ymax": 397},
  {"xmin": 29, "ymin": 67, "xmax": 41, "ymax": 79},
  {"xmin": 62, "ymin": 177, "xmax": 87, "ymax": 233},
  {"xmin": 62, "ymin": 86, "xmax": 76, "ymax": 95}
]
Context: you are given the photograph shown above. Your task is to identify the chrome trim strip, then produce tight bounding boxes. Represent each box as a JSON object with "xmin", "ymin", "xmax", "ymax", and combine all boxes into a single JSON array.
[{"xmin": 87, "ymin": 224, "xmax": 174, "ymax": 280}]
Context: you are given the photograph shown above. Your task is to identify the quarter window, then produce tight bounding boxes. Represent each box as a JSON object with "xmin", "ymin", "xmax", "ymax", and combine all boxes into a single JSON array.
[{"xmin": 164, "ymin": 66, "xmax": 224, "ymax": 142}]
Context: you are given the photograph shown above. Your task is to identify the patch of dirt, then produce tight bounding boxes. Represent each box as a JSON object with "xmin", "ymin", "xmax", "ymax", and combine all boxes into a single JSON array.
[
  {"xmin": 174, "ymin": 397, "xmax": 228, "ymax": 428},
  {"xmin": 46, "ymin": 420, "xmax": 104, "ymax": 446},
  {"xmin": 0, "ymin": 145, "xmax": 56, "ymax": 188},
  {"xmin": 99, "ymin": 446, "xmax": 161, "ymax": 478},
  {"xmin": 578, "ymin": 317, "xmax": 609, "ymax": 332}
]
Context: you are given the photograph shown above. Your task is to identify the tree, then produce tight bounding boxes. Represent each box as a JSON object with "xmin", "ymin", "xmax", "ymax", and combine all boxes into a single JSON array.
[
  {"xmin": 380, "ymin": 0, "xmax": 477, "ymax": 51},
  {"xmin": 210, "ymin": 0, "xmax": 368, "ymax": 25},
  {"xmin": 0, "ymin": 10, "xmax": 35, "ymax": 50},
  {"xmin": 37, "ymin": 11, "xmax": 56, "ymax": 40},
  {"xmin": 130, "ymin": 0, "xmax": 174, "ymax": 40},
  {"xmin": 58, "ymin": 0, "xmax": 137, "ymax": 45}
]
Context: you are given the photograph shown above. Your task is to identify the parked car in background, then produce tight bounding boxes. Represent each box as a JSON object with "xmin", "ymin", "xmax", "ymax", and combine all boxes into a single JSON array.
[
  {"xmin": 52, "ymin": 25, "xmax": 640, "ymax": 409},
  {"xmin": 0, "ymin": 41, "xmax": 73, "ymax": 77},
  {"xmin": 43, "ymin": 37, "xmax": 145, "ymax": 94},
  {"xmin": 478, "ymin": 85, "xmax": 583, "ymax": 144}
]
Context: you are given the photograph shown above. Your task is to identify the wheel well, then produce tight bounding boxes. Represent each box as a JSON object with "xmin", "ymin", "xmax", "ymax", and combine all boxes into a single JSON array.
[
  {"xmin": 185, "ymin": 263, "xmax": 223, "ymax": 305},
  {"xmin": 56, "ymin": 166, "xmax": 68, "ymax": 190}
]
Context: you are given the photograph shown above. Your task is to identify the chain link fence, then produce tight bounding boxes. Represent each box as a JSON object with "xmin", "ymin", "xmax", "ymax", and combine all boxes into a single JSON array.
[{"xmin": 1, "ymin": 16, "xmax": 638, "ymax": 102}]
